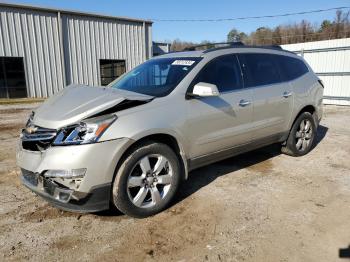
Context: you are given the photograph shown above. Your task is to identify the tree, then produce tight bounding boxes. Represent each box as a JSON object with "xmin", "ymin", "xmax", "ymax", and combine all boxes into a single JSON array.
[
  {"xmin": 272, "ymin": 26, "xmax": 282, "ymax": 45},
  {"xmin": 226, "ymin": 10, "xmax": 350, "ymax": 45},
  {"xmin": 172, "ymin": 10, "xmax": 350, "ymax": 51},
  {"xmin": 334, "ymin": 10, "xmax": 350, "ymax": 38},
  {"xmin": 251, "ymin": 27, "xmax": 273, "ymax": 45},
  {"xmin": 238, "ymin": 32, "xmax": 248, "ymax": 42},
  {"xmin": 227, "ymin": 28, "xmax": 245, "ymax": 42},
  {"xmin": 170, "ymin": 39, "xmax": 195, "ymax": 51},
  {"xmin": 320, "ymin": 20, "xmax": 332, "ymax": 32}
]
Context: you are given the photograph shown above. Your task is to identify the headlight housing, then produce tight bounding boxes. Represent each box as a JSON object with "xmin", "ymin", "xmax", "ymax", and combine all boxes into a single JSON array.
[{"xmin": 53, "ymin": 115, "xmax": 116, "ymax": 145}]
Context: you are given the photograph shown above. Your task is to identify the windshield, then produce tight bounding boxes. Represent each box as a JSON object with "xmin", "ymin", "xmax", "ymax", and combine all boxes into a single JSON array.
[{"xmin": 108, "ymin": 57, "xmax": 201, "ymax": 97}]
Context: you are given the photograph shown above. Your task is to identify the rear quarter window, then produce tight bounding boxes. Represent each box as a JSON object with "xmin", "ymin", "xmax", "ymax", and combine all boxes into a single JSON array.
[{"xmin": 275, "ymin": 55, "xmax": 309, "ymax": 81}]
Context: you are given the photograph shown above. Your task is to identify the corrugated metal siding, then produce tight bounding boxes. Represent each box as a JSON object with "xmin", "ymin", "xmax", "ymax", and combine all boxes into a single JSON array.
[
  {"xmin": 282, "ymin": 38, "xmax": 350, "ymax": 106},
  {"xmin": 145, "ymin": 23, "xmax": 152, "ymax": 59},
  {"xmin": 62, "ymin": 14, "xmax": 149, "ymax": 87},
  {"xmin": 0, "ymin": 6, "xmax": 65, "ymax": 97},
  {"xmin": 0, "ymin": 5, "xmax": 152, "ymax": 98}
]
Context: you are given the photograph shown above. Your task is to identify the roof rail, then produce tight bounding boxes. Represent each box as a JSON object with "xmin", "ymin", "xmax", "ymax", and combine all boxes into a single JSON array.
[
  {"xmin": 179, "ymin": 42, "xmax": 295, "ymax": 55},
  {"xmin": 182, "ymin": 41, "xmax": 244, "ymax": 51},
  {"xmin": 263, "ymin": 45, "xmax": 283, "ymax": 50},
  {"xmin": 202, "ymin": 43, "xmax": 293, "ymax": 54}
]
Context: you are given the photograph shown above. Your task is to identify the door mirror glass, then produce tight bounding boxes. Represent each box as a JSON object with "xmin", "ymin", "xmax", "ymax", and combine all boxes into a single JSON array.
[{"xmin": 191, "ymin": 82, "xmax": 220, "ymax": 97}]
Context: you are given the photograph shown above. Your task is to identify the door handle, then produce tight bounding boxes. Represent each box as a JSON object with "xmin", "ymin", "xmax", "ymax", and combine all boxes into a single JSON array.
[
  {"xmin": 239, "ymin": 99, "xmax": 251, "ymax": 107},
  {"xmin": 282, "ymin": 91, "xmax": 292, "ymax": 98}
]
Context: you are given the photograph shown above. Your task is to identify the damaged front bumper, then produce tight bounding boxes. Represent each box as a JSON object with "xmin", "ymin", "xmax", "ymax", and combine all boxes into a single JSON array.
[
  {"xmin": 17, "ymin": 137, "xmax": 134, "ymax": 213},
  {"xmin": 21, "ymin": 169, "xmax": 111, "ymax": 212}
]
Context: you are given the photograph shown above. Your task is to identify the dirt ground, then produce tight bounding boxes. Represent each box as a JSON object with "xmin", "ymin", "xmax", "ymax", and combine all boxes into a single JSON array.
[{"xmin": 0, "ymin": 103, "xmax": 349, "ymax": 262}]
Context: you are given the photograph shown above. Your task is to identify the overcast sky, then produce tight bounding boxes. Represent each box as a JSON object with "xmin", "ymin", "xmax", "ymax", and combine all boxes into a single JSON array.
[{"xmin": 12, "ymin": 0, "xmax": 350, "ymax": 42}]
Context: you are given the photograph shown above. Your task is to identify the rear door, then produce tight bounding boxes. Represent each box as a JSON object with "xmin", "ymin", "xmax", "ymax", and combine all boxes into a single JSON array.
[
  {"xmin": 185, "ymin": 54, "xmax": 254, "ymax": 158},
  {"xmin": 238, "ymin": 53, "xmax": 293, "ymax": 140}
]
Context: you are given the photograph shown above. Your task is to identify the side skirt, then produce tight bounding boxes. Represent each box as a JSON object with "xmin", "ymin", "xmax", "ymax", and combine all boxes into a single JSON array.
[{"xmin": 188, "ymin": 132, "xmax": 288, "ymax": 171}]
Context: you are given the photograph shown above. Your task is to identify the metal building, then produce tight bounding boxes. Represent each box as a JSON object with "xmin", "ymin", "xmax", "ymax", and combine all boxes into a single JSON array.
[
  {"xmin": 0, "ymin": 2, "xmax": 152, "ymax": 98},
  {"xmin": 282, "ymin": 38, "xmax": 350, "ymax": 106},
  {"xmin": 152, "ymin": 41, "xmax": 171, "ymax": 56}
]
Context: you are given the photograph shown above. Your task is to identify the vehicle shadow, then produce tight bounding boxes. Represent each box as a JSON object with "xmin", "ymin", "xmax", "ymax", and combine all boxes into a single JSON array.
[
  {"xmin": 313, "ymin": 124, "xmax": 328, "ymax": 147},
  {"xmin": 96, "ymin": 124, "xmax": 328, "ymax": 217},
  {"xmin": 173, "ymin": 124, "xmax": 328, "ymax": 207},
  {"xmin": 173, "ymin": 143, "xmax": 281, "ymax": 206}
]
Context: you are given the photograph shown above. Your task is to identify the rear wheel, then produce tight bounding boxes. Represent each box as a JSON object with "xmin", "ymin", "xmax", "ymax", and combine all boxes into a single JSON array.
[
  {"xmin": 282, "ymin": 112, "xmax": 316, "ymax": 156},
  {"xmin": 112, "ymin": 141, "xmax": 181, "ymax": 218}
]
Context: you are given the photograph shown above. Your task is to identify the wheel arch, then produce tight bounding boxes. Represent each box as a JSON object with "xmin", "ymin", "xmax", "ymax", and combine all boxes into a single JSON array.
[
  {"xmin": 282, "ymin": 105, "xmax": 317, "ymax": 156},
  {"xmin": 294, "ymin": 104, "xmax": 317, "ymax": 126},
  {"xmin": 114, "ymin": 133, "xmax": 189, "ymax": 182},
  {"xmin": 299, "ymin": 105, "xmax": 316, "ymax": 115},
  {"xmin": 285, "ymin": 104, "xmax": 317, "ymax": 143}
]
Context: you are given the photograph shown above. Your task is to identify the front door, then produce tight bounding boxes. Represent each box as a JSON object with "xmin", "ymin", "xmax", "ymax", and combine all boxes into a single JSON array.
[{"xmin": 184, "ymin": 54, "xmax": 254, "ymax": 158}]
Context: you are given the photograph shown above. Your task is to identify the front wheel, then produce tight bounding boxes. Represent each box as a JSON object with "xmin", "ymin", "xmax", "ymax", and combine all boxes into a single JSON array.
[
  {"xmin": 112, "ymin": 141, "xmax": 181, "ymax": 218},
  {"xmin": 282, "ymin": 112, "xmax": 316, "ymax": 157}
]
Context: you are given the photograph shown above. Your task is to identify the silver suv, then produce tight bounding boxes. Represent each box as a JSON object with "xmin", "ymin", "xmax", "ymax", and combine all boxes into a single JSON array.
[{"xmin": 16, "ymin": 43, "xmax": 323, "ymax": 217}]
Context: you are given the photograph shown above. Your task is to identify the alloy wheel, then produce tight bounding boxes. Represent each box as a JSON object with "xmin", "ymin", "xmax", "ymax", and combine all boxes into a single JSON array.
[
  {"xmin": 127, "ymin": 154, "xmax": 173, "ymax": 208},
  {"xmin": 295, "ymin": 119, "xmax": 313, "ymax": 151}
]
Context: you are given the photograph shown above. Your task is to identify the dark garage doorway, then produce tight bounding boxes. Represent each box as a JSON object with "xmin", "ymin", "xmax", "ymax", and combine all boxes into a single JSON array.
[
  {"xmin": 100, "ymin": 59, "xmax": 126, "ymax": 86},
  {"xmin": 0, "ymin": 57, "xmax": 27, "ymax": 98}
]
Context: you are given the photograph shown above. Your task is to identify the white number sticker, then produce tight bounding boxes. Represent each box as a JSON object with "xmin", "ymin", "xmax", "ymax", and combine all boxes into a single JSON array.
[{"xmin": 172, "ymin": 60, "xmax": 195, "ymax": 66}]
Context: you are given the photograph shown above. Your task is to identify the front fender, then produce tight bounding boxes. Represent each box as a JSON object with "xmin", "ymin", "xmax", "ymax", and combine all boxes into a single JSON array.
[{"xmin": 128, "ymin": 129, "xmax": 189, "ymax": 180}]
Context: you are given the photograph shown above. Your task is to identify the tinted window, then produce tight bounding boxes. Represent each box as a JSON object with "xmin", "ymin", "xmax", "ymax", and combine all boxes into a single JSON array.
[
  {"xmin": 109, "ymin": 57, "xmax": 201, "ymax": 97},
  {"xmin": 276, "ymin": 55, "xmax": 309, "ymax": 81},
  {"xmin": 239, "ymin": 54, "xmax": 282, "ymax": 87},
  {"xmin": 194, "ymin": 55, "xmax": 243, "ymax": 92}
]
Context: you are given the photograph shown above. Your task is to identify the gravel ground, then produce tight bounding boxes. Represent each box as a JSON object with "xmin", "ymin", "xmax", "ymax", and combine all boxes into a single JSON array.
[{"xmin": 0, "ymin": 104, "xmax": 349, "ymax": 262}]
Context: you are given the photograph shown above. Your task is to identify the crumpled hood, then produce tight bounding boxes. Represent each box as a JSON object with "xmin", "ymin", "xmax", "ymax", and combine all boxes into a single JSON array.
[{"xmin": 32, "ymin": 84, "xmax": 153, "ymax": 129}]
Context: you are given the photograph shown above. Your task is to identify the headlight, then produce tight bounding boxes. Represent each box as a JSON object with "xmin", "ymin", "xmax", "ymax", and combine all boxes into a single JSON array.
[{"xmin": 53, "ymin": 115, "xmax": 116, "ymax": 145}]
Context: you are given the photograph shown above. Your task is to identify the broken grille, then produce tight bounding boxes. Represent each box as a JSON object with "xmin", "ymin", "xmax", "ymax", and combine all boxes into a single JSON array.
[{"xmin": 21, "ymin": 126, "xmax": 57, "ymax": 151}]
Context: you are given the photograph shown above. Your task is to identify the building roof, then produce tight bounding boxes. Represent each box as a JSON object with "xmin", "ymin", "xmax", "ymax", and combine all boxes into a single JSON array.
[{"xmin": 0, "ymin": 1, "xmax": 153, "ymax": 24}]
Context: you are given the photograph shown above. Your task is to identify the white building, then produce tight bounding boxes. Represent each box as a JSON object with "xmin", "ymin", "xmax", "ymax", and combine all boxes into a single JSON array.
[{"xmin": 283, "ymin": 38, "xmax": 350, "ymax": 106}]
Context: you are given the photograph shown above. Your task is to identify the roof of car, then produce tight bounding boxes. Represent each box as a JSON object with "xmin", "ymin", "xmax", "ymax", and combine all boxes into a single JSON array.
[
  {"xmin": 154, "ymin": 42, "xmax": 298, "ymax": 60},
  {"xmin": 156, "ymin": 47, "xmax": 297, "ymax": 60}
]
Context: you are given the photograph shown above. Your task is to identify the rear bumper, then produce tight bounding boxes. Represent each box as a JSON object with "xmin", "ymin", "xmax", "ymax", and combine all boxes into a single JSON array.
[{"xmin": 21, "ymin": 169, "xmax": 111, "ymax": 213}]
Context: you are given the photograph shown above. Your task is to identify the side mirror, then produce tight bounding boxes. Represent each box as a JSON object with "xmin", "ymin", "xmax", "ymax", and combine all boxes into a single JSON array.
[{"xmin": 191, "ymin": 82, "xmax": 220, "ymax": 97}]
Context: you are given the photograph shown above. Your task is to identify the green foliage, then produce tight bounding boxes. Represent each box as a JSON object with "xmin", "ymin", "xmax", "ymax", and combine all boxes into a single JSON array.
[{"xmin": 320, "ymin": 20, "xmax": 332, "ymax": 31}]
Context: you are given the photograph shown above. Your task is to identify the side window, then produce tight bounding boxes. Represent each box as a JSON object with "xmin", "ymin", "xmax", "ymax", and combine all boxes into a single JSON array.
[
  {"xmin": 194, "ymin": 55, "xmax": 243, "ymax": 92},
  {"xmin": 276, "ymin": 55, "xmax": 309, "ymax": 81},
  {"xmin": 239, "ymin": 54, "xmax": 282, "ymax": 87}
]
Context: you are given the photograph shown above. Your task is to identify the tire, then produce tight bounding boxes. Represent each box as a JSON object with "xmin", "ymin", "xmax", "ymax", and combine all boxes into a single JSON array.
[
  {"xmin": 112, "ymin": 141, "xmax": 181, "ymax": 218},
  {"xmin": 281, "ymin": 112, "xmax": 316, "ymax": 157}
]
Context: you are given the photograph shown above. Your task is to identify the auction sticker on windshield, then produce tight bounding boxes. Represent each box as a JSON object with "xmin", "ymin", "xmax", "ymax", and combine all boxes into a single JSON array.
[{"xmin": 172, "ymin": 60, "xmax": 196, "ymax": 66}]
